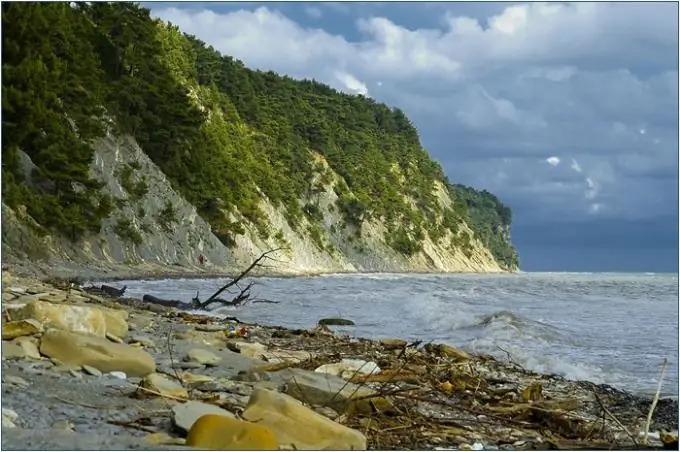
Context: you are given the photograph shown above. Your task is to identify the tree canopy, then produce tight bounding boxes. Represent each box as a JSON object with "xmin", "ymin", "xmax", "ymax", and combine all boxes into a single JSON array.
[{"xmin": 1, "ymin": 2, "xmax": 518, "ymax": 269}]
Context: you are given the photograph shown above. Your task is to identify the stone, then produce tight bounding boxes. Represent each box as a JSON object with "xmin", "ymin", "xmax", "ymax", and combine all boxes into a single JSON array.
[
  {"xmin": 242, "ymin": 387, "xmax": 367, "ymax": 450},
  {"xmin": 2, "ymin": 408, "xmax": 19, "ymax": 428},
  {"xmin": 195, "ymin": 324, "xmax": 228, "ymax": 332},
  {"xmin": 317, "ymin": 318, "xmax": 355, "ymax": 326},
  {"xmin": 12, "ymin": 300, "xmax": 128, "ymax": 338},
  {"xmin": 172, "ymin": 400, "xmax": 236, "ymax": 433},
  {"xmin": 130, "ymin": 335, "xmax": 156, "ymax": 348},
  {"xmin": 3, "ymin": 375, "xmax": 29, "ymax": 388},
  {"xmin": 51, "ymin": 420, "xmax": 75, "ymax": 432},
  {"xmin": 2, "ymin": 337, "xmax": 41, "ymax": 360},
  {"xmin": 315, "ymin": 359, "xmax": 380, "ymax": 379},
  {"xmin": 105, "ymin": 332, "xmax": 124, "ymax": 343},
  {"xmin": 2, "ymin": 319, "xmax": 43, "ymax": 340},
  {"xmin": 180, "ymin": 372, "xmax": 214, "ymax": 387},
  {"xmin": 107, "ymin": 371, "xmax": 127, "ymax": 380},
  {"xmin": 186, "ymin": 414, "xmax": 279, "ymax": 450},
  {"xmin": 82, "ymin": 365, "xmax": 103, "ymax": 377},
  {"xmin": 427, "ymin": 343, "xmax": 471, "ymax": 361},
  {"xmin": 141, "ymin": 373, "xmax": 188, "ymax": 399},
  {"xmin": 178, "ymin": 361, "xmax": 206, "ymax": 370},
  {"xmin": 39, "ymin": 329, "xmax": 155, "ymax": 377},
  {"xmin": 185, "ymin": 348, "xmax": 222, "ymax": 366},
  {"xmin": 227, "ymin": 341, "xmax": 267, "ymax": 359},
  {"xmin": 53, "ymin": 364, "xmax": 82, "ymax": 373},
  {"xmin": 144, "ymin": 432, "xmax": 186, "ymax": 446},
  {"xmin": 282, "ymin": 368, "xmax": 391, "ymax": 413},
  {"xmin": 262, "ymin": 349, "xmax": 314, "ymax": 364},
  {"xmin": 380, "ymin": 338, "xmax": 408, "ymax": 348}
]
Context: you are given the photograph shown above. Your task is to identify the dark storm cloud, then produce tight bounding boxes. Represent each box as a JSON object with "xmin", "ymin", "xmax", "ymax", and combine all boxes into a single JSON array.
[{"xmin": 151, "ymin": 2, "xmax": 679, "ymax": 271}]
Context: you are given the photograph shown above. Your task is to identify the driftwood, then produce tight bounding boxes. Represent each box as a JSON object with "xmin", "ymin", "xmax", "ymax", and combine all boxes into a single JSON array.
[
  {"xmin": 82, "ymin": 284, "xmax": 127, "ymax": 298},
  {"xmin": 142, "ymin": 294, "xmax": 186, "ymax": 310},
  {"xmin": 100, "ymin": 284, "xmax": 127, "ymax": 298},
  {"xmin": 191, "ymin": 249, "xmax": 284, "ymax": 310}
]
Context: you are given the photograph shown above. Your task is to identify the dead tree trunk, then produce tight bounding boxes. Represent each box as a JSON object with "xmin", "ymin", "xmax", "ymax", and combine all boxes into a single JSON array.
[{"xmin": 192, "ymin": 248, "xmax": 283, "ymax": 310}]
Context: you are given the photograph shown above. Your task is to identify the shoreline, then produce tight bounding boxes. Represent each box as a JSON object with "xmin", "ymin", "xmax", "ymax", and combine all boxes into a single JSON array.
[
  {"xmin": 3, "ymin": 258, "xmax": 515, "ymax": 285},
  {"xmin": 1, "ymin": 270, "xmax": 677, "ymax": 450}
]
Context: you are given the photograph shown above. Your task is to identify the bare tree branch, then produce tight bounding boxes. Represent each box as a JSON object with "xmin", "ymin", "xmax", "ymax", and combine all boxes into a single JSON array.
[{"xmin": 192, "ymin": 248, "xmax": 285, "ymax": 310}]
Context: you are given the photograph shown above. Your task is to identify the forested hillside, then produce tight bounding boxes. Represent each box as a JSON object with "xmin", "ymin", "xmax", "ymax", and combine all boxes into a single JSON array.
[{"xmin": 1, "ymin": 2, "xmax": 518, "ymax": 272}]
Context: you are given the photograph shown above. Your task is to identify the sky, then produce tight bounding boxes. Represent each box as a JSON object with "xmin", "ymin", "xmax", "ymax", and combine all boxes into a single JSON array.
[{"xmin": 148, "ymin": 1, "xmax": 679, "ymax": 272}]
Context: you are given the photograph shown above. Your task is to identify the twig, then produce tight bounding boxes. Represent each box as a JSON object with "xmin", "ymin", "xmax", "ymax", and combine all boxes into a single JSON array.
[
  {"xmin": 496, "ymin": 345, "xmax": 526, "ymax": 371},
  {"xmin": 643, "ymin": 357, "xmax": 668, "ymax": 445},
  {"xmin": 590, "ymin": 384, "xmax": 638, "ymax": 447},
  {"xmin": 134, "ymin": 384, "xmax": 188, "ymax": 402},
  {"xmin": 165, "ymin": 324, "xmax": 185, "ymax": 387}
]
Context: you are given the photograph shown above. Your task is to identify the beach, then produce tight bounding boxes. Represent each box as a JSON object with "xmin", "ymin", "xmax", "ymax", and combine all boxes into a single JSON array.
[{"xmin": 1, "ymin": 270, "xmax": 677, "ymax": 450}]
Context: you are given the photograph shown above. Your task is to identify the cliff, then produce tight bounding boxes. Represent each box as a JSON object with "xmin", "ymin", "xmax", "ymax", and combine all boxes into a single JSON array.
[{"xmin": 1, "ymin": 2, "xmax": 519, "ymax": 276}]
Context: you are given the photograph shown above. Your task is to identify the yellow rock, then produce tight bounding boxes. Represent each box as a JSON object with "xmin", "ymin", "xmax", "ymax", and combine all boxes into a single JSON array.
[
  {"xmin": 141, "ymin": 373, "xmax": 188, "ymax": 399},
  {"xmin": 428, "ymin": 343, "xmax": 471, "ymax": 361},
  {"xmin": 521, "ymin": 382, "xmax": 543, "ymax": 402},
  {"xmin": 242, "ymin": 387, "xmax": 367, "ymax": 450},
  {"xmin": 2, "ymin": 319, "xmax": 43, "ymax": 340},
  {"xmin": 186, "ymin": 414, "xmax": 278, "ymax": 451},
  {"xmin": 439, "ymin": 380, "xmax": 454, "ymax": 393},
  {"xmin": 12, "ymin": 301, "xmax": 128, "ymax": 338},
  {"xmin": 39, "ymin": 329, "xmax": 155, "ymax": 377},
  {"xmin": 144, "ymin": 432, "xmax": 186, "ymax": 446},
  {"xmin": 180, "ymin": 372, "xmax": 214, "ymax": 386},
  {"xmin": 380, "ymin": 338, "xmax": 407, "ymax": 348},
  {"xmin": 2, "ymin": 336, "xmax": 41, "ymax": 360}
]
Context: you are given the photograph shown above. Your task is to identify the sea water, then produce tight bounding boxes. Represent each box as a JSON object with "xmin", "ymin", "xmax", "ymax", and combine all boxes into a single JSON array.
[{"xmin": 110, "ymin": 272, "xmax": 679, "ymax": 398}]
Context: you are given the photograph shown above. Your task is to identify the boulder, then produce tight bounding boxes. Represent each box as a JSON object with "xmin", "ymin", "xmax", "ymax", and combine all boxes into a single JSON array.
[
  {"xmin": 262, "ymin": 349, "xmax": 314, "ymax": 364},
  {"xmin": 2, "ymin": 319, "xmax": 43, "ymax": 340},
  {"xmin": 172, "ymin": 400, "xmax": 236, "ymax": 433},
  {"xmin": 186, "ymin": 414, "xmax": 279, "ymax": 450},
  {"xmin": 315, "ymin": 359, "xmax": 380, "ymax": 380},
  {"xmin": 12, "ymin": 301, "xmax": 128, "ymax": 338},
  {"xmin": 242, "ymin": 387, "xmax": 366, "ymax": 450},
  {"xmin": 283, "ymin": 368, "xmax": 390, "ymax": 413},
  {"xmin": 141, "ymin": 373, "xmax": 188, "ymax": 399},
  {"xmin": 185, "ymin": 348, "xmax": 222, "ymax": 366},
  {"xmin": 39, "ymin": 329, "xmax": 155, "ymax": 377},
  {"xmin": 227, "ymin": 341, "xmax": 267, "ymax": 359}
]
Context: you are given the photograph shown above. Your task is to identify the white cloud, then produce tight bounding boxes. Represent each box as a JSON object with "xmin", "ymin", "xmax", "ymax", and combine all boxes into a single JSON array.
[
  {"xmin": 150, "ymin": 2, "xmax": 678, "ymax": 226},
  {"xmin": 546, "ymin": 156, "xmax": 560, "ymax": 166},
  {"xmin": 335, "ymin": 71, "xmax": 369, "ymax": 96}
]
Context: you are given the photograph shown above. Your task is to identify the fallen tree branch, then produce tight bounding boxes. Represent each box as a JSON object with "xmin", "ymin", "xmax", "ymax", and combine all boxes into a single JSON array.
[
  {"xmin": 643, "ymin": 357, "xmax": 668, "ymax": 445},
  {"xmin": 193, "ymin": 248, "xmax": 284, "ymax": 310},
  {"xmin": 590, "ymin": 384, "xmax": 638, "ymax": 447}
]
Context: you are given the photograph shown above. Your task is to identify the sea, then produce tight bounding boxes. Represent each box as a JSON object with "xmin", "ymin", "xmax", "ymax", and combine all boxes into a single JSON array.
[{"xmin": 106, "ymin": 272, "xmax": 679, "ymax": 399}]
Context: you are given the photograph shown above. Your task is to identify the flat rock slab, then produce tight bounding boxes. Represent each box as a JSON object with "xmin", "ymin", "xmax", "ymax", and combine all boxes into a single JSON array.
[
  {"xmin": 1, "ymin": 428, "xmax": 200, "ymax": 451},
  {"xmin": 172, "ymin": 400, "xmax": 235, "ymax": 433}
]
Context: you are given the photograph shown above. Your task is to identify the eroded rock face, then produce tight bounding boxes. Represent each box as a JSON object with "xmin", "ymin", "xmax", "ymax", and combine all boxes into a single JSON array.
[
  {"xmin": 39, "ymin": 329, "xmax": 155, "ymax": 377},
  {"xmin": 242, "ymin": 387, "xmax": 367, "ymax": 450},
  {"xmin": 12, "ymin": 300, "xmax": 128, "ymax": 338}
]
